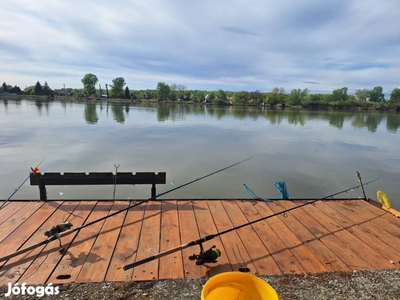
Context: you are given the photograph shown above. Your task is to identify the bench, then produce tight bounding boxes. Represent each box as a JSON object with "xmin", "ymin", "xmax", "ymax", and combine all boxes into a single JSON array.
[{"xmin": 30, "ymin": 172, "xmax": 166, "ymax": 201}]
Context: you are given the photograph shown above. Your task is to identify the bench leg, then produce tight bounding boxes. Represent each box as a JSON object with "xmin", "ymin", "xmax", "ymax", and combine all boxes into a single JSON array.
[
  {"xmin": 151, "ymin": 184, "xmax": 156, "ymax": 198},
  {"xmin": 39, "ymin": 183, "xmax": 47, "ymax": 201}
]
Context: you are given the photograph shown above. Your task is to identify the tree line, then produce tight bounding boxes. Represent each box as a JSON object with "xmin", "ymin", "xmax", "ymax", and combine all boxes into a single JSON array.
[{"xmin": 2, "ymin": 74, "xmax": 400, "ymax": 110}]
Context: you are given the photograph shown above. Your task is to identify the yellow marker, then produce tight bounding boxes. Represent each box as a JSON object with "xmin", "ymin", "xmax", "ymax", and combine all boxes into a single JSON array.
[{"xmin": 377, "ymin": 190, "xmax": 392, "ymax": 209}]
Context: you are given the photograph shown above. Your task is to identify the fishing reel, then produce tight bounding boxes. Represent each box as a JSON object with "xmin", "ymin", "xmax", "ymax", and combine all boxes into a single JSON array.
[
  {"xmin": 44, "ymin": 221, "xmax": 73, "ymax": 254},
  {"xmin": 189, "ymin": 243, "xmax": 221, "ymax": 265}
]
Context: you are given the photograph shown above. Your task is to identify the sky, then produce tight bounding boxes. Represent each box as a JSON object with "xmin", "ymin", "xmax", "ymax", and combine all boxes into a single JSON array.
[{"xmin": 1, "ymin": 0, "xmax": 400, "ymax": 94}]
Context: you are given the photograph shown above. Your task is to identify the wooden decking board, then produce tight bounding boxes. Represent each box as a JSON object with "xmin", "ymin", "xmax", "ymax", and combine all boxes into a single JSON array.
[
  {"xmin": 177, "ymin": 201, "xmax": 207, "ymax": 278},
  {"xmin": 235, "ymin": 201, "xmax": 284, "ymax": 275},
  {"xmin": 0, "ymin": 199, "xmax": 399, "ymax": 285},
  {"xmin": 0, "ymin": 201, "xmax": 68, "ymax": 285},
  {"xmin": 276, "ymin": 200, "xmax": 351, "ymax": 272},
  {"xmin": 74, "ymin": 201, "xmax": 122, "ymax": 282},
  {"xmin": 346, "ymin": 200, "xmax": 400, "ymax": 236},
  {"xmin": 0, "ymin": 201, "xmax": 61, "ymax": 269},
  {"xmin": 105, "ymin": 202, "xmax": 146, "ymax": 282},
  {"xmin": 252, "ymin": 201, "xmax": 306, "ymax": 273},
  {"xmin": 224, "ymin": 201, "xmax": 280, "ymax": 274},
  {"xmin": 323, "ymin": 201, "xmax": 399, "ymax": 270},
  {"xmin": 0, "ymin": 201, "xmax": 30, "ymax": 225},
  {"xmin": 50, "ymin": 201, "xmax": 112, "ymax": 283},
  {"xmin": 314, "ymin": 201, "xmax": 383, "ymax": 270},
  {"xmin": 17, "ymin": 201, "xmax": 82, "ymax": 284},
  {"xmin": 0, "ymin": 202, "xmax": 43, "ymax": 243},
  {"xmin": 158, "ymin": 200, "xmax": 184, "ymax": 279},
  {"xmin": 46, "ymin": 201, "xmax": 98, "ymax": 283},
  {"xmin": 264, "ymin": 201, "xmax": 328, "ymax": 273},
  {"xmin": 207, "ymin": 200, "xmax": 257, "ymax": 273},
  {"xmin": 132, "ymin": 202, "xmax": 161, "ymax": 281},
  {"xmin": 76, "ymin": 201, "xmax": 129, "ymax": 283},
  {"xmin": 192, "ymin": 200, "xmax": 231, "ymax": 276}
]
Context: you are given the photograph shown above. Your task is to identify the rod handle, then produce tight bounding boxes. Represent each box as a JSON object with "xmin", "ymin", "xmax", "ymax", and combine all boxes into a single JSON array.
[{"xmin": 123, "ymin": 256, "xmax": 156, "ymax": 270}]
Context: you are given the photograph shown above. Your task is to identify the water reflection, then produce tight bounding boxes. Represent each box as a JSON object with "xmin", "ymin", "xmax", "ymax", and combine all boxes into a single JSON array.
[{"xmin": 1, "ymin": 98, "xmax": 399, "ymax": 133}]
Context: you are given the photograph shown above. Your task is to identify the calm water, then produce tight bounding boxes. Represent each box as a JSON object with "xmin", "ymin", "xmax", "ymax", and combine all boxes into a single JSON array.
[{"xmin": 1, "ymin": 98, "xmax": 399, "ymax": 210}]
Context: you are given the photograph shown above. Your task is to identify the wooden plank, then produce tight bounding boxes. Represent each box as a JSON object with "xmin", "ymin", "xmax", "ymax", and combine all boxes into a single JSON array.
[
  {"xmin": 132, "ymin": 201, "xmax": 161, "ymax": 281},
  {"xmin": 105, "ymin": 201, "xmax": 146, "ymax": 282},
  {"xmin": 265, "ymin": 201, "xmax": 328, "ymax": 273},
  {"xmin": 76, "ymin": 201, "xmax": 129, "ymax": 282},
  {"xmin": 277, "ymin": 200, "xmax": 351, "ymax": 272},
  {"xmin": 224, "ymin": 200, "xmax": 282, "ymax": 274},
  {"xmin": 192, "ymin": 200, "xmax": 231, "ymax": 276},
  {"xmin": 158, "ymin": 200, "xmax": 184, "ymax": 279},
  {"xmin": 207, "ymin": 200, "xmax": 257, "ymax": 273},
  {"xmin": 0, "ymin": 201, "xmax": 30, "ymax": 225},
  {"xmin": 0, "ymin": 202, "xmax": 43, "ymax": 243},
  {"xmin": 17, "ymin": 201, "xmax": 84, "ymax": 284},
  {"xmin": 0, "ymin": 201, "xmax": 62, "ymax": 270},
  {"xmin": 356, "ymin": 200, "xmax": 400, "ymax": 224},
  {"xmin": 326, "ymin": 201, "xmax": 400, "ymax": 269},
  {"xmin": 0, "ymin": 201, "xmax": 65, "ymax": 285},
  {"xmin": 312, "ymin": 201, "xmax": 375, "ymax": 270},
  {"xmin": 240, "ymin": 201, "xmax": 303, "ymax": 273},
  {"xmin": 47, "ymin": 201, "xmax": 113, "ymax": 284},
  {"xmin": 350, "ymin": 200, "xmax": 400, "ymax": 234},
  {"xmin": 177, "ymin": 201, "xmax": 207, "ymax": 278},
  {"xmin": 298, "ymin": 202, "xmax": 369, "ymax": 270},
  {"xmin": 253, "ymin": 202, "xmax": 305, "ymax": 273},
  {"xmin": 237, "ymin": 200, "xmax": 288, "ymax": 274}
]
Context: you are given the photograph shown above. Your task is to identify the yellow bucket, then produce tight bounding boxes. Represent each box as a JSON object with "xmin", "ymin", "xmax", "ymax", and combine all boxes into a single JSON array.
[{"xmin": 201, "ymin": 272, "xmax": 280, "ymax": 300}]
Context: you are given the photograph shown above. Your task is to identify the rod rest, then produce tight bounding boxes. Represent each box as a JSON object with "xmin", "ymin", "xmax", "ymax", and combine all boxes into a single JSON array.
[{"xmin": 30, "ymin": 172, "xmax": 166, "ymax": 200}]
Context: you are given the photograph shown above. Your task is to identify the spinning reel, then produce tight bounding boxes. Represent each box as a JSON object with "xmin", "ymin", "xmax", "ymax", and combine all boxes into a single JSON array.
[
  {"xmin": 44, "ymin": 221, "xmax": 73, "ymax": 254},
  {"xmin": 189, "ymin": 243, "xmax": 221, "ymax": 265}
]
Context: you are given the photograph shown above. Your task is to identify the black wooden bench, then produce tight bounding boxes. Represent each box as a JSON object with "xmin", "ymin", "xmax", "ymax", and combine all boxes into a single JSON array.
[{"xmin": 30, "ymin": 172, "xmax": 166, "ymax": 200}]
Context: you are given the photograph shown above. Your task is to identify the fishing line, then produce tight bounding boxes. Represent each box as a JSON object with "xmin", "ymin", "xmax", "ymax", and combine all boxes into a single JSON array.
[
  {"xmin": 0, "ymin": 155, "xmax": 254, "ymax": 263},
  {"xmin": 123, "ymin": 173, "xmax": 381, "ymax": 270}
]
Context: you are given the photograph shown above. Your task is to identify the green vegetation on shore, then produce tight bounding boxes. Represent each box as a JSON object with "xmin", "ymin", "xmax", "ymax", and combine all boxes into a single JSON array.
[{"xmin": 2, "ymin": 75, "xmax": 400, "ymax": 111}]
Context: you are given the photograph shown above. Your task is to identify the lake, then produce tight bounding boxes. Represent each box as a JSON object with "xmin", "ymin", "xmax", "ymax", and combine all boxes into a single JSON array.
[{"xmin": 1, "ymin": 98, "xmax": 399, "ymax": 210}]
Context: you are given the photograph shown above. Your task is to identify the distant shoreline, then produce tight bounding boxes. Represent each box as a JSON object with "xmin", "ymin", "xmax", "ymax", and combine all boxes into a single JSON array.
[{"xmin": 1, "ymin": 94, "xmax": 399, "ymax": 112}]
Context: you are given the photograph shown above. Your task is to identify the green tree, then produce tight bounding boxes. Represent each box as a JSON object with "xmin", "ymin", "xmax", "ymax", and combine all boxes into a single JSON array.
[
  {"xmin": 288, "ymin": 89, "xmax": 302, "ymax": 105},
  {"xmin": 332, "ymin": 87, "xmax": 348, "ymax": 101},
  {"xmin": 369, "ymin": 86, "xmax": 385, "ymax": 102},
  {"xmin": 156, "ymin": 82, "xmax": 170, "ymax": 100},
  {"xmin": 389, "ymin": 88, "xmax": 400, "ymax": 103},
  {"xmin": 213, "ymin": 89, "xmax": 228, "ymax": 105},
  {"xmin": 125, "ymin": 86, "xmax": 130, "ymax": 99},
  {"xmin": 2, "ymin": 82, "xmax": 7, "ymax": 92},
  {"xmin": 232, "ymin": 91, "xmax": 249, "ymax": 105},
  {"xmin": 354, "ymin": 89, "xmax": 370, "ymax": 101},
  {"xmin": 265, "ymin": 92, "xmax": 280, "ymax": 107},
  {"xmin": 177, "ymin": 84, "xmax": 187, "ymax": 99},
  {"xmin": 81, "ymin": 73, "xmax": 99, "ymax": 96},
  {"xmin": 35, "ymin": 81, "xmax": 42, "ymax": 95},
  {"xmin": 10, "ymin": 85, "xmax": 22, "ymax": 94},
  {"xmin": 43, "ymin": 81, "xmax": 51, "ymax": 96},
  {"xmin": 170, "ymin": 83, "xmax": 177, "ymax": 101},
  {"xmin": 249, "ymin": 90, "xmax": 263, "ymax": 104},
  {"xmin": 110, "ymin": 77, "xmax": 126, "ymax": 98}
]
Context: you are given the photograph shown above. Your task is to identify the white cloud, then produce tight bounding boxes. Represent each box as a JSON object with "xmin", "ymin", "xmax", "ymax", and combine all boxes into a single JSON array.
[{"xmin": 1, "ymin": 0, "xmax": 400, "ymax": 92}]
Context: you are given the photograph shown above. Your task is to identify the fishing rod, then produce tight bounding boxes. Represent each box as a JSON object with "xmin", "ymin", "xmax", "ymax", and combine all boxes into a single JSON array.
[
  {"xmin": 123, "ymin": 173, "xmax": 381, "ymax": 270},
  {"xmin": 0, "ymin": 156, "xmax": 253, "ymax": 263},
  {"xmin": 0, "ymin": 158, "xmax": 45, "ymax": 210}
]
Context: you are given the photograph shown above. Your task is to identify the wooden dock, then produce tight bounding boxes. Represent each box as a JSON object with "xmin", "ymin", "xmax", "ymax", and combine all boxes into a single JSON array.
[{"xmin": 0, "ymin": 199, "xmax": 399, "ymax": 286}]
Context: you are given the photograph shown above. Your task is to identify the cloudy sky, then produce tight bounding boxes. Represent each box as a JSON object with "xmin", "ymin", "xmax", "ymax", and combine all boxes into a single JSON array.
[{"xmin": 2, "ymin": 0, "xmax": 399, "ymax": 94}]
